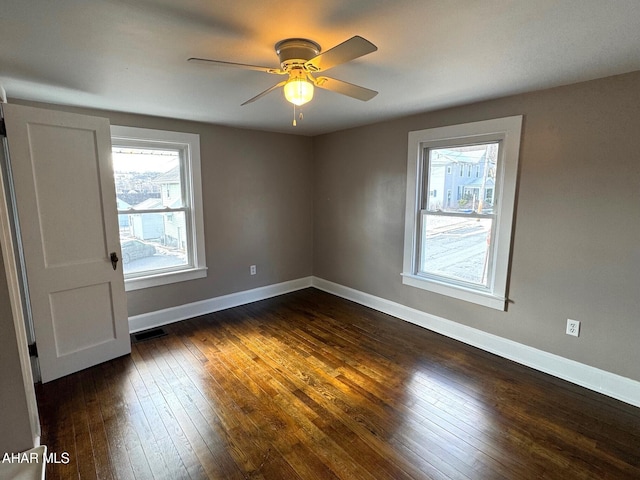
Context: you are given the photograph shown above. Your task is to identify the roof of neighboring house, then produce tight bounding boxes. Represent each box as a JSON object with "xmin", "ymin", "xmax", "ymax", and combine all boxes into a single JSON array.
[
  {"xmin": 462, "ymin": 177, "xmax": 495, "ymax": 189},
  {"xmin": 133, "ymin": 198, "xmax": 163, "ymax": 210},
  {"xmin": 153, "ymin": 166, "xmax": 180, "ymax": 184},
  {"xmin": 167, "ymin": 198, "xmax": 182, "ymax": 208},
  {"xmin": 116, "ymin": 198, "xmax": 131, "ymax": 209}
]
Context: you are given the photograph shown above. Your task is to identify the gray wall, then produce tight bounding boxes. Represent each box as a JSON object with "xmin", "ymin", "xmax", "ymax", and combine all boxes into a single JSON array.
[
  {"xmin": 0, "ymin": 242, "xmax": 34, "ymax": 454},
  {"xmin": 313, "ymin": 71, "xmax": 640, "ymax": 382},
  {"xmin": 12, "ymin": 100, "xmax": 315, "ymax": 316}
]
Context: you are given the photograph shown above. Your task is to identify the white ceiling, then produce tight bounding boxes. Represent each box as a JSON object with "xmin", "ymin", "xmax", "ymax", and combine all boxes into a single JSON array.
[{"xmin": 2, "ymin": 0, "xmax": 640, "ymax": 136}]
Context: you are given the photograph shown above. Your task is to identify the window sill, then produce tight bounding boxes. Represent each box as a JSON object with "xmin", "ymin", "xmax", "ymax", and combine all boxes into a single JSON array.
[
  {"xmin": 125, "ymin": 267, "xmax": 208, "ymax": 291},
  {"xmin": 401, "ymin": 273, "xmax": 506, "ymax": 311}
]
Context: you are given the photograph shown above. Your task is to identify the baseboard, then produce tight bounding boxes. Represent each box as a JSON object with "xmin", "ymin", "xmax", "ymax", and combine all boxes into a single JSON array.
[
  {"xmin": 128, "ymin": 276, "xmax": 313, "ymax": 333},
  {"xmin": 311, "ymin": 276, "xmax": 640, "ymax": 409}
]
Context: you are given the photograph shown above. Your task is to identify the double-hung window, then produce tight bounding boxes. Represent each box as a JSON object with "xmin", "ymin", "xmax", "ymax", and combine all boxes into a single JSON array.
[
  {"xmin": 110, "ymin": 126, "xmax": 207, "ymax": 291},
  {"xmin": 402, "ymin": 116, "xmax": 522, "ymax": 310}
]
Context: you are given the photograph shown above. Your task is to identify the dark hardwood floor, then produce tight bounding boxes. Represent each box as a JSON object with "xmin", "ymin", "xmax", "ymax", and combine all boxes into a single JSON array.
[{"xmin": 36, "ymin": 288, "xmax": 640, "ymax": 479}]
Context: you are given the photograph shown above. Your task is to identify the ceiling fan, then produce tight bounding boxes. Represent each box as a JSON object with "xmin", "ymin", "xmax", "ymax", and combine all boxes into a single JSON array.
[{"xmin": 188, "ymin": 36, "xmax": 378, "ymax": 109}]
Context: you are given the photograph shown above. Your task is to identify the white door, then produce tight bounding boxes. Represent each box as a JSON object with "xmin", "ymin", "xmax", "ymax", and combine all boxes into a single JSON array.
[{"xmin": 2, "ymin": 103, "xmax": 130, "ymax": 383}]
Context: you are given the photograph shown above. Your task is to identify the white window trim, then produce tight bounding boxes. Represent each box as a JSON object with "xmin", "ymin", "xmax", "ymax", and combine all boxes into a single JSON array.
[
  {"xmin": 110, "ymin": 125, "xmax": 207, "ymax": 291},
  {"xmin": 402, "ymin": 116, "xmax": 522, "ymax": 310}
]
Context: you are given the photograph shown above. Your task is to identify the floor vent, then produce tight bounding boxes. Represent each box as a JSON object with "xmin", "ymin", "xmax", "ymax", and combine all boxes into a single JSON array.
[{"xmin": 132, "ymin": 328, "xmax": 168, "ymax": 343}]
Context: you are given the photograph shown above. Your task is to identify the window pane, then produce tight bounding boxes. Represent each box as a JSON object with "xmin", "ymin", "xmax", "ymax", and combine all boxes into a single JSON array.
[
  {"xmin": 419, "ymin": 214, "xmax": 493, "ymax": 286},
  {"xmin": 425, "ymin": 143, "xmax": 498, "ymax": 213},
  {"xmin": 113, "ymin": 147, "xmax": 183, "ymax": 210},
  {"xmin": 119, "ymin": 211, "xmax": 189, "ymax": 275}
]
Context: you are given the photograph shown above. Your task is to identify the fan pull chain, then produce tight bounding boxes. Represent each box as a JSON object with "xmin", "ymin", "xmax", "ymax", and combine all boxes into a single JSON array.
[{"xmin": 292, "ymin": 105, "xmax": 304, "ymax": 127}]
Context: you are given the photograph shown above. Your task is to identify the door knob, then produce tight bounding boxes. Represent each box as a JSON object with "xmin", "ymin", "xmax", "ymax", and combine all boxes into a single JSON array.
[{"xmin": 110, "ymin": 252, "xmax": 119, "ymax": 270}]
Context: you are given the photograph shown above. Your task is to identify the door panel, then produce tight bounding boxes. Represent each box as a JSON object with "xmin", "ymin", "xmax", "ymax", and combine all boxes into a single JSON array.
[
  {"xmin": 28, "ymin": 123, "xmax": 108, "ymax": 267},
  {"xmin": 50, "ymin": 282, "xmax": 116, "ymax": 356},
  {"xmin": 2, "ymin": 103, "xmax": 130, "ymax": 383}
]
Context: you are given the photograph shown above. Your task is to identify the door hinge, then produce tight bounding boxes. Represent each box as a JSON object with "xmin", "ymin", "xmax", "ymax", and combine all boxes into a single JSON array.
[
  {"xmin": 28, "ymin": 342, "xmax": 38, "ymax": 357},
  {"xmin": 0, "ymin": 119, "xmax": 6, "ymax": 137}
]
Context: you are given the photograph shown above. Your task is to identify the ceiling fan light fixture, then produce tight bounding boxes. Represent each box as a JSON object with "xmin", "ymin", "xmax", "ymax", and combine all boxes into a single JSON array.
[
  {"xmin": 189, "ymin": 35, "xmax": 378, "ymax": 114},
  {"xmin": 283, "ymin": 73, "xmax": 314, "ymax": 106}
]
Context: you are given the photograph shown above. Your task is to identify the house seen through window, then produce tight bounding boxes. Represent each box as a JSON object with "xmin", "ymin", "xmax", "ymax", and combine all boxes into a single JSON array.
[
  {"xmin": 113, "ymin": 147, "xmax": 188, "ymax": 275},
  {"xmin": 420, "ymin": 144, "xmax": 498, "ymax": 286},
  {"xmin": 111, "ymin": 126, "xmax": 206, "ymax": 290}
]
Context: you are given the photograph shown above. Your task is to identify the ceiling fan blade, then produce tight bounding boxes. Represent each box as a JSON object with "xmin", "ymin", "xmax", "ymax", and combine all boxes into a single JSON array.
[
  {"xmin": 314, "ymin": 77, "xmax": 378, "ymax": 101},
  {"xmin": 188, "ymin": 58, "xmax": 285, "ymax": 75},
  {"xmin": 241, "ymin": 81, "xmax": 287, "ymax": 106},
  {"xmin": 305, "ymin": 36, "xmax": 377, "ymax": 72}
]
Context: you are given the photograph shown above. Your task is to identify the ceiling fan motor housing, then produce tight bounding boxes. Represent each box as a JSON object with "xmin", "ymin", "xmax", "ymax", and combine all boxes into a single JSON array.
[{"xmin": 275, "ymin": 38, "xmax": 321, "ymax": 71}]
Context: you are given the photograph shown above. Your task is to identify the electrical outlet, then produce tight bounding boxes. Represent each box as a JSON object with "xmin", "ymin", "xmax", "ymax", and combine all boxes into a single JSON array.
[
  {"xmin": 250, "ymin": 265, "xmax": 256, "ymax": 275},
  {"xmin": 566, "ymin": 319, "xmax": 580, "ymax": 337}
]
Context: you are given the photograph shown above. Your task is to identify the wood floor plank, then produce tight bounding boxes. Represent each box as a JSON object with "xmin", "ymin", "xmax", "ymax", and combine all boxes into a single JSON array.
[
  {"xmin": 150, "ymin": 348, "xmax": 248, "ymax": 479},
  {"xmin": 168, "ymin": 319, "xmax": 300, "ymax": 478},
  {"xmin": 284, "ymin": 294, "xmax": 640, "ymax": 478},
  {"xmin": 36, "ymin": 288, "xmax": 640, "ymax": 479},
  {"xmin": 143, "ymin": 336, "xmax": 245, "ymax": 479},
  {"xmin": 213, "ymin": 310, "xmax": 385, "ymax": 480},
  {"xmin": 240, "ymin": 305, "xmax": 500, "ymax": 479},
  {"xmin": 101, "ymin": 357, "xmax": 156, "ymax": 480},
  {"xmin": 78, "ymin": 369, "xmax": 114, "ymax": 480},
  {"xmin": 89, "ymin": 362, "xmax": 137, "ymax": 480},
  {"xmin": 132, "ymin": 341, "xmax": 205, "ymax": 479},
  {"xmin": 37, "ymin": 377, "xmax": 80, "ymax": 480},
  {"xmin": 240, "ymin": 308, "xmax": 520, "ymax": 480}
]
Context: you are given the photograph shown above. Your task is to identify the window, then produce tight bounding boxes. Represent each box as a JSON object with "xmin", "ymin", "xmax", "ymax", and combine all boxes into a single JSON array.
[
  {"xmin": 111, "ymin": 126, "xmax": 207, "ymax": 291},
  {"xmin": 402, "ymin": 116, "xmax": 522, "ymax": 310}
]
